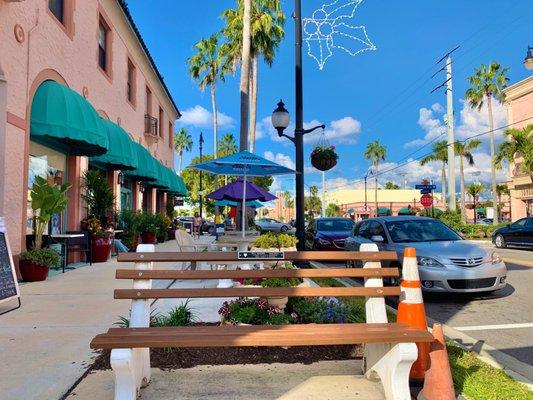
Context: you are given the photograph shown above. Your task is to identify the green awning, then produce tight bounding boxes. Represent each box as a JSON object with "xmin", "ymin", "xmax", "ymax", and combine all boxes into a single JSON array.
[
  {"xmin": 377, "ymin": 208, "xmax": 392, "ymax": 216},
  {"xmin": 164, "ymin": 167, "xmax": 188, "ymax": 196},
  {"xmin": 397, "ymin": 207, "xmax": 414, "ymax": 215},
  {"xmin": 30, "ymin": 81, "xmax": 108, "ymax": 156},
  {"xmin": 150, "ymin": 159, "xmax": 171, "ymax": 189},
  {"xmin": 90, "ymin": 120, "xmax": 137, "ymax": 170},
  {"xmin": 124, "ymin": 142, "xmax": 158, "ymax": 182}
]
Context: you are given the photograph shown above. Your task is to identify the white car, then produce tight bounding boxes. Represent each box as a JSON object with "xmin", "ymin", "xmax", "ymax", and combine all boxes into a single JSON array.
[{"xmin": 255, "ymin": 218, "xmax": 292, "ymax": 232}]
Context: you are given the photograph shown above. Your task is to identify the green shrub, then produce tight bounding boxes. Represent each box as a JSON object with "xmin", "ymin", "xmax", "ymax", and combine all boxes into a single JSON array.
[
  {"xmin": 219, "ymin": 298, "xmax": 291, "ymax": 325},
  {"xmin": 115, "ymin": 301, "xmax": 196, "ymax": 328},
  {"xmin": 20, "ymin": 247, "xmax": 61, "ymax": 269},
  {"xmin": 139, "ymin": 213, "xmax": 158, "ymax": 234},
  {"xmin": 261, "ymin": 277, "xmax": 302, "ymax": 288},
  {"xmin": 252, "ymin": 232, "xmax": 297, "ymax": 249}
]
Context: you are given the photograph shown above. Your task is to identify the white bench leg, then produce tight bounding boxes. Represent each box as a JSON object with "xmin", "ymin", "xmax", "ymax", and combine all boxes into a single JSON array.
[
  {"xmin": 111, "ymin": 349, "xmax": 138, "ymax": 400},
  {"xmin": 364, "ymin": 342, "xmax": 418, "ymax": 400}
]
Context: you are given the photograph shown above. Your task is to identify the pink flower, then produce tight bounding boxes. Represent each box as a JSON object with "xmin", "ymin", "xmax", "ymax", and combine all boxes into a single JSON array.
[{"xmin": 290, "ymin": 312, "xmax": 298, "ymax": 319}]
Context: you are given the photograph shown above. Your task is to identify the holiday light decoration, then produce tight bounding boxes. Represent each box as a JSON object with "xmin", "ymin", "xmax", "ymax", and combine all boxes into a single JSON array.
[{"xmin": 303, "ymin": 0, "xmax": 376, "ymax": 70}]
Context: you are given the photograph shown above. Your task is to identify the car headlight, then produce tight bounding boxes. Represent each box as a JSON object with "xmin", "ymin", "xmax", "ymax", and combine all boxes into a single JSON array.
[
  {"xmin": 417, "ymin": 256, "xmax": 444, "ymax": 268},
  {"xmin": 317, "ymin": 238, "xmax": 331, "ymax": 245},
  {"xmin": 491, "ymin": 251, "xmax": 501, "ymax": 264}
]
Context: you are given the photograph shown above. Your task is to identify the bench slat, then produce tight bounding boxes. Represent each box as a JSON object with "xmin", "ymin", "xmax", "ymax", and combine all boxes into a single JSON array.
[
  {"xmin": 117, "ymin": 251, "xmax": 398, "ymax": 263},
  {"xmin": 115, "ymin": 268, "xmax": 399, "ymax": 280},
  {"xmin": 114, "ymin": 286, "xmax": 401, "ymax": 299},
  {"xmin": 90, "ymin": 323, "xmax": 433, "ymax": 349}
]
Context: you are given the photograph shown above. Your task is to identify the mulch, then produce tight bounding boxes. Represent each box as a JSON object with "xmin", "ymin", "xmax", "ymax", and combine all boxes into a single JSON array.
[{"xmin": 91, "ymin": 345, "xmax": 363, "ymax": 371}]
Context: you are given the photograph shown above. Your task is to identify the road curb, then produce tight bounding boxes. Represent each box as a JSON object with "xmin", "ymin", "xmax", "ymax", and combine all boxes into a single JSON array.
[{"xmin": 309, "ymin": 261, "xmax": 533, "ymax": 390}]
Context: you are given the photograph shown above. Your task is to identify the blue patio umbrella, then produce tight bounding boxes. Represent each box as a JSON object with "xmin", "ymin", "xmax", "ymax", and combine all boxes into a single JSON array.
[
  {"xmin": 189, "ymin": 150, "xmax": 295, "ymax": 236},
  {"xmin": 214, "ymin": 199, "xmax": 264, "ymax": 208}
]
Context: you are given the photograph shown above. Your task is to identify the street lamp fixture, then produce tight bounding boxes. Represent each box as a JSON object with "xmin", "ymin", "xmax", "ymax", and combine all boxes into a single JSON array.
[
  {"xmin": 271, "ymin": 99, "xmax": 325, "ymax": 254},
  {"xmin": 117, "ymin": 171, "xmax": 124, "ymax": 186},
  {"xmin": 524, "ymin": 45, "xmax": 533, "ymax": 70}
]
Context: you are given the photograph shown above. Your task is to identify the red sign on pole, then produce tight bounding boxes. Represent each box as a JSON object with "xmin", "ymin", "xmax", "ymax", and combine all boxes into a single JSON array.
[{"xmin": 420, "ymin": 194, "xmax": 433, "ymax": 208}]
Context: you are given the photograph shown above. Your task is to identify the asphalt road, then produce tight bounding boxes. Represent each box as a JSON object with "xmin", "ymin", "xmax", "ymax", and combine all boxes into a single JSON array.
[{"xmin": 322, "ymin": 243, "xmax": 533, "ymax": 366}]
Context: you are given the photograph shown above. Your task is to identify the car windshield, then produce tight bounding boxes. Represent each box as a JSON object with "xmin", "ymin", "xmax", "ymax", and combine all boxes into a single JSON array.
[
  {"xmin": 385, "ymin": 219, "xmax": 461, "ymax": 243},
  {"xmin": 317, "ymin": 219, "xmax": 354, "ymax": 231}
]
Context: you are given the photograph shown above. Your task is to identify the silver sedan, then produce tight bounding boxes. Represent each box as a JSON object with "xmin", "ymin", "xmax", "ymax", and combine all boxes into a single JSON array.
[
  {"xmin": 255, "ymin": 218, "xmax": 292, "ymax": 232},
  {"xmin": 344, "ymin": 216, "xmax": 508, "ymax": 293}
]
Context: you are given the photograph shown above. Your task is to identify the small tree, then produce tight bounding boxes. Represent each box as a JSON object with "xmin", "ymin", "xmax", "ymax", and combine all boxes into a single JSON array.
[
  {"xmin": 326, "ymin": 203, "xmax": 341, "ymax": 217},
  {"xmin": 384, "ymin": 181, "xmax": 400, "ymax": 190},
  {"xmin": 466, "ymin": 183, "xmax": 484, "ymax": 224}
]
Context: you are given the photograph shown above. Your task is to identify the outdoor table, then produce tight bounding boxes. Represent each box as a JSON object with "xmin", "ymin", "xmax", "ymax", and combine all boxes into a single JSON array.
[{"xmin": 50, "ymin": 233, "xmax": 84, "ymax": 273}]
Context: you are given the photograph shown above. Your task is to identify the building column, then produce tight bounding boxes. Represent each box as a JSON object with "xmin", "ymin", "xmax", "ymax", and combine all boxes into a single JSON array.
[
  {"xmin": 132, "ymin": 182, "xmax": 141, "ymax": 211},
  {"xmin": 148, "ymin": 188, "xmax": 157, "ymax": 213}
]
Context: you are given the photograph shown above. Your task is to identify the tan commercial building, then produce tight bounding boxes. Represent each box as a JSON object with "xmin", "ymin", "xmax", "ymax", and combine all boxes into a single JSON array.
[{"xmin": 504, "ymin": 76, "xmax": 533, "ymax": 219}]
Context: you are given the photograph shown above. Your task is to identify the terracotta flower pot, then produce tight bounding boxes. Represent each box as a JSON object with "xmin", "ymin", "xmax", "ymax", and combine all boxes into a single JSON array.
[
  {"xmin": 19, "ymin": 259, "xmax": 49, "ymax": 282},
  {"xmin": 311, "ymin": 155, "xmax": 337, "ymax": 171},
  {"xmin": 91, "ymin": 237, "xmax": 111, "ymax": 263},
  {"xmin": 141, "ymin": 232, "xmax": 157, "ymax": 244}
]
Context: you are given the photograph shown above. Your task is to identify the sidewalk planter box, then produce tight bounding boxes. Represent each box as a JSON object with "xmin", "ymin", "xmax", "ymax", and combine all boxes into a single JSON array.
[
  {"xmin": 19, "ymin": 260, "xmax": 49, "ymax": 282},
  {"xmin": 91, "ymin": 237, "xmax": 111, "ymax": 263}
]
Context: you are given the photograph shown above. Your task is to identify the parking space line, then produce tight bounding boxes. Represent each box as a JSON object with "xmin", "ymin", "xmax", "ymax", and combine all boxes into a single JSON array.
[{"xmin": 454, "ymin": 323, "xmax": 533, "ymax": 331}]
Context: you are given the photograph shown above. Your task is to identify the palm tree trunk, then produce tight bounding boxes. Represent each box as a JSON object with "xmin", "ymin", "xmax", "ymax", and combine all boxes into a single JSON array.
[
  {"xmin": 441, "ymin": 162, "xmax": 447, "ymax": 210},
  {"xmin": 239, "ymin": 0, "xmax": 251, "ymax": 152},
  {"xmin": 249, "ymin": 55, "xmax": 258, "ymax": 153},
  {"xmin": 211, "ymin": 83, "xmax": 218, "ymax": 159},
  {"xmin": 374, "ymin": 163, "xmax": 379, "ymax": 217},
  {"xmin": 460, "ymin": 156, "xmax": 466, "ymax": 222},
  {"xmin": 179, "ymin": 152, "xmax": 183, "ymax": 175},
  {"xmin": 487, "ymin": 95, "xmax": 499, "ymax": 224}
]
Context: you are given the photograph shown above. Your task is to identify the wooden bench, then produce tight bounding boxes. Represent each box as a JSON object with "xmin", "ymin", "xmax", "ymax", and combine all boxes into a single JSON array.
[{"xmin": 90, "ymin": 243, "xmax": 433, "ymax": 400}]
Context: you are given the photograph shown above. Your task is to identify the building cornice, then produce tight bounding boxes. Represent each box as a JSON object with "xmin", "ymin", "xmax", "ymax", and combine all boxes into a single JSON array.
[{"xmin": 504, "ymin": 75, "xmax": 533, "ymax": 102}]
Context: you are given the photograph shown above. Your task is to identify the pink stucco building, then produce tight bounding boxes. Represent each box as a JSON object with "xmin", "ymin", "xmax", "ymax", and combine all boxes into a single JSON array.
[
  {"xmin": 504, "ymin": 75, "xmax": 533, "ymax": 220},
  {"xmin": 0, "ymin": 0, "xmax": 182, "ymax": 268}
]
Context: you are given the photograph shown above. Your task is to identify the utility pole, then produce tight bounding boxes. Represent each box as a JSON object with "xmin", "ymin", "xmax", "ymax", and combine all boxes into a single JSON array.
[
  {"xmin": 398, "ymin": 172, "xmax": 407, "ymax": 189},
  {"xmin": 445, "ymin": 56, "xmax": 456, "ymax": 211},
  {"xmin": 432, "ymin": 46, "xmax": 459, "ymax": 211}
]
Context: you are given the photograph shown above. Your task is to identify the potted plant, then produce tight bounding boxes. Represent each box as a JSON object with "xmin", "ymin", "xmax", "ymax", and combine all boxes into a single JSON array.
[
  {"xmin": 82, "ymin": 170, "xmax": 115, "ymax": 261},
  {"xmin": 166, "ymin": 198, "xmax": 177, "ymax": 239},
  {"xmin": 84, "ymin": 216, "xmax": 112, "ymax": 262},
  {"xmin": 155, "ymin": 213, "xmax": 171, "ymax": 243},
  {"xmin": 19, "ymin": 176, "xmax": 70, "ymax": 281},
  {"xmin": 140, "ymin": 213, "xmax": 158, "ymax": 244},
  {"xmin": 118, "ymin": 209, "xmax": 142, "ymax": 252},
  {"xmin": 310, "ymin": 145, "xmax": 338, "ymax": 171}
]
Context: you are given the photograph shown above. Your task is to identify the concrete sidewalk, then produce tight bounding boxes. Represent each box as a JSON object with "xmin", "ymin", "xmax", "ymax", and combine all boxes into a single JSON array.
[{"xmin": 0, "ymin": 240, "xmax": 187, "ymax": 400}]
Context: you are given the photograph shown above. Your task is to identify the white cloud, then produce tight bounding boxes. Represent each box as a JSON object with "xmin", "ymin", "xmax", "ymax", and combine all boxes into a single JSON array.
[
  {"xmin": 455, "ymin": 98, "xmax": 507, "ymax": 141},
  {"xmin": 463, "ymin": 151, "xmax": 507, "ymax": 185},
  {"xmin": 178, "ymin": 105, "xmax": 234, "ymax": 128},
  {"xmin": 404, "ymin": 104, "xmax": 446, "ymax": 148},
  {"xmin": 263, "ymin": 151, "xmax": 295, "ymax": 170}
]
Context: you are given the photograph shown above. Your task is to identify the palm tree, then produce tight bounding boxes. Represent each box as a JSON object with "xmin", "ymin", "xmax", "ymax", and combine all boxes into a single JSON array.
[
  {"xmin": 174, "ymin": 128, "xmax": 193, "ymax": 174},
  {"xmin": 420, "ymin": 140, "xmax": 448, "ymax": 209},
  {"xmin": 282, "ymin": 190, "xmax": 293, "ymax": 220},
  {"xmin": 363, "ymin": 140, "xmax": 386, "ymax": 217},
  {"xmin": 466, "ymin": 62, "xmax": 509, "ymax": 224},
  {"xmin": 496, "ymin": 183, "xmax": 510, "ymax": 221},
  {"xmin": 218, "ymin": 133, "xmax": 238, "ymax": 185},
  {"xmin": 454, "ymin": 139, "xmax": 482, "ymax": 221},
  {"xmin": 495, "ymin": 125, "xmax": 533, "ymax": 175},
  {"xmin": 222, "ymin": 0, "xmax": 285, "ymax": 153},
  {"xmin": 238, "ymin": 0, "xmax": 252, "ymax": 151},
  {"xmin": 188, "ymin": 34, "xmax": 231, "ymax": 159},
  {"xmin": 466, "ymin": 182, "xmax": 484, "ymax": 224},
  {"xmin": 218, "ymin": 133, "xmax": 238, "ymax": 157}
]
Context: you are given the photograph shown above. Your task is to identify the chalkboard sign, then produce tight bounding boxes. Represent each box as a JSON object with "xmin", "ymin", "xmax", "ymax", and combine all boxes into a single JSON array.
[
  {"xmin": 238, "ymin": 251, "xmax": 284, "ymax": 260},
  {"xmin": 0, "ymin": 225, "xmax": 20, "ymax": 307}
]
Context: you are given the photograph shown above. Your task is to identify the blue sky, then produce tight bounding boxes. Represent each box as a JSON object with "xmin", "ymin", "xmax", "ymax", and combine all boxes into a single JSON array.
[{"xmin": 127, "ymin": 0, "xmax": 532, "ymax": 193}]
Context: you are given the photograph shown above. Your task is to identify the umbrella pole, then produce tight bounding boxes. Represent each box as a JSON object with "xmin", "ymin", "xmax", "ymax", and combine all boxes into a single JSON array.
[{"xmin": 242, "ymin": 172, "xmax": 247, "ymax": 238}]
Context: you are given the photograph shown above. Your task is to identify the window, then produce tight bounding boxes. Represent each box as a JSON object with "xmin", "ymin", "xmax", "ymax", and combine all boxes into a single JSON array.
[
  {"xmin": 98, "ymin": 21, "xmax": 108, "ymax": 71},
  {"xmin": 127, "ymin": 59, "xmax": 136, "ymax": 104},
  {"xmin": 49, "ymin": 0, "xmax": 64, "ymax": 23},
  {"xmin": 168, "ymin": 122, "xmax": 173, "ymax": 148},
  {"xmin": 158, "ymin": 107, "xmax": 164, "ymax": 137},
  {"xmin": 145, "ymin": 87, "xmax": 152, "ymax": 116}
]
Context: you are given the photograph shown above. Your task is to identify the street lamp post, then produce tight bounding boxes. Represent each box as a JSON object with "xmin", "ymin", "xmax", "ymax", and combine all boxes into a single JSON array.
[
  {"xmin": 364, "ymin": 169, "xmax": 372, "ymax": 216},
  {"xmin": 272, "ymin": 100, "xmax": 324, "ymax": 253},
  {"xmin": 199, "ymin": 132, "xmax": 204, "ymax": 219}
]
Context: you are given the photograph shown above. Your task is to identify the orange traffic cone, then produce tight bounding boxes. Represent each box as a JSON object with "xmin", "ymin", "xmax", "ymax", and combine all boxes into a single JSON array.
[
  {"xmin": 397, "ymin": 247, "xmax": 430, "ymax": 382},
  {"xmin": 418, "ymin": 323, "xmax": 456, "ymax": 400}
]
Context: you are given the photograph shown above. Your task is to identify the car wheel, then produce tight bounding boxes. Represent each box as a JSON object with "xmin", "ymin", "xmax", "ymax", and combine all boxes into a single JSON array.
[
  {"xmin": 280, "ymin": 225, "xmax": 288, "ymax": 232},
  {"xmin": 494, "ymin": 234, "xmax": 506, "ymax": 248}
]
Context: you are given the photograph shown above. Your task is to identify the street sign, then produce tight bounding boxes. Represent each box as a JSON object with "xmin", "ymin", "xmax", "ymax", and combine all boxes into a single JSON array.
[
  {"xmin": 415, "ymin": 184, "xmax": 436, "ymax": 190},
  {"xmin": 420, "ymin": 194, "xmax": 433, "ymax": 208}
]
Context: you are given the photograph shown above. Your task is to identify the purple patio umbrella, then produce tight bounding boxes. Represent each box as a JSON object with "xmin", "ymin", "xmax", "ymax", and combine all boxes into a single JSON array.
[{"xmin": 207, "ymin": 179, "xmax": 277, "ymax": 203}]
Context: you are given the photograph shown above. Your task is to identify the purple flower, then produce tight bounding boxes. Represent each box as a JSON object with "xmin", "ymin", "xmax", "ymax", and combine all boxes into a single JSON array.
[{"xmin": 290, "ymin": 312, "xmax": 298, "ymax": 320}]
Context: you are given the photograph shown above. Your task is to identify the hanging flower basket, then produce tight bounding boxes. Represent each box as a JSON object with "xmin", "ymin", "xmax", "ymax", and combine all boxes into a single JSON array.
[{"xmin": 310, "ymin": 145, "xmax": 338, "ymax": 171}]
